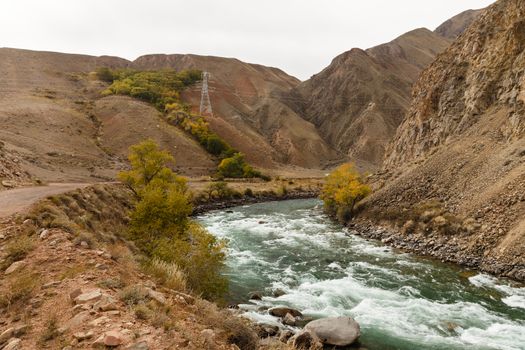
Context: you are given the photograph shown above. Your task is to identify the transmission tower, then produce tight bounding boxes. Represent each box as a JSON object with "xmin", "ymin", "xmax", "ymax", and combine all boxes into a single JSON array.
[{"xmin": 199, "ymin": 71, "xmax": 213, "ymax": 117}]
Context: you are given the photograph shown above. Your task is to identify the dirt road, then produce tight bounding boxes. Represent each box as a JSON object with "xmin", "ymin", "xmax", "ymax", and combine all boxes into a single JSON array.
[{"xmin": 0, "ymin": 183, "xmax": 91, "ymax": 218}]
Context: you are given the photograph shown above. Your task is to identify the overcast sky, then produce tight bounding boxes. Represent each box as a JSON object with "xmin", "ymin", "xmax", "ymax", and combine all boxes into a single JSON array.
[{"xmin": 1, "ymin": 0, "xmax": 494, "ymax": 80}]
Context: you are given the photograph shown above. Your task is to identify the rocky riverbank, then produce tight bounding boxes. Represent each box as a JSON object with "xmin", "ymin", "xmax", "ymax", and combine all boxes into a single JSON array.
[
  {"xmin": 192, "ymin": 191, "xmax": 319, "ymax": 215},
  {"xmin": 349, "ymin": 220, "xmax": 525, "ymax": 282}
]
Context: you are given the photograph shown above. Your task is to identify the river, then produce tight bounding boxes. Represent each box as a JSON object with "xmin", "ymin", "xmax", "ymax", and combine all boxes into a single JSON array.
[{"xmin": 197, "ymin": 199, "xmax": 525, "ymax": 350}]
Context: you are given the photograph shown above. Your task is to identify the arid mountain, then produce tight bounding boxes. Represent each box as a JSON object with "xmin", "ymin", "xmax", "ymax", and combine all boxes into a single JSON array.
[
  {"xmin": 132, "ymin": 54, "xmax": 339, "ymax": 170},
  {"xmin": 0, "ymin": 7, "xmax": 486, "ymax": 185},
  {"xmin": 286, "ymin": 29, "xmax": 451, "ymax": 169},
  {"xmin": 367, "ymin": 0, "xmax": 525, "ymax": 280},
  {"xmin": 0, "ymin": 49, "xmax": 333, "ymax": 185},
  {"xmin": 434, "ymin": 9, "xmax": 484, "ymax": 39},
  {"xmin": 0, "ymin": 48, "xmax": 218, "ymax": 183}
]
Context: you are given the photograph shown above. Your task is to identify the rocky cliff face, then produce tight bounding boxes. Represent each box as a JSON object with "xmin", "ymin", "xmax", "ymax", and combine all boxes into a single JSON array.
[
  {"xmin": 366, "ymin": 0, "xmax": 525, "ymax": 280},
  {"xmin": 386, "ymin": 0, "xmax": 525, "ymax": 167}
]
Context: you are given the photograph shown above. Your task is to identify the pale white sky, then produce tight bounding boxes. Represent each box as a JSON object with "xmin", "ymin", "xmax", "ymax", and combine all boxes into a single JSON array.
[{"xmin": 0, "ymin": 0, "xmax": 494, "ymax": 80}]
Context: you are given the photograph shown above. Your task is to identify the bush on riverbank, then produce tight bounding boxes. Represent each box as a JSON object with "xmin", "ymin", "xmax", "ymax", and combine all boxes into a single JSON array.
[
  {"xmin": 119, "ymin": 139, "xmax": 228, "ymax": 300},
  {"xmin": 321, "ymin": 163, "xmax": 371, "ymax": 223}
]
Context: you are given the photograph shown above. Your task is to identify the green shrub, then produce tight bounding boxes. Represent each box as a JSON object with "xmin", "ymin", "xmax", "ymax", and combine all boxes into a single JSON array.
[
  {"xmin": 151, "ymin": 223, "xmax": 228, "ymax": 300},
  {"xmin": 99, "ymin": 67, "xmax": 262, "ymax": 178},
  {"xmin": 95, "ymin": 67, "xmax": 115, "ymax": 83},
  {"xmin": 217, "ymin": 153, "xmax": 263, "ymax": 179},
  {"xmin": 169, "ymin": 113, "xmax": 236, "ymax": 159}
]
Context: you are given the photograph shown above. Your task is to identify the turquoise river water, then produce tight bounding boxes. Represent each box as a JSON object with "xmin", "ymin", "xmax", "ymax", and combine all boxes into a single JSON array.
[{"xmin": 197, "ymin": 199, "xmax": 525, "ymax": 350}]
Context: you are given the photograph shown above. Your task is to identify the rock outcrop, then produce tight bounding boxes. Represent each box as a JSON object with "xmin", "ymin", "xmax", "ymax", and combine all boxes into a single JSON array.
[
  {"xmin": 365, "ymin": 0, "xmax": 525, "ymax": 281},
  {"xmin": 386, "ymin": 0, "xmax": 525, "ymax": 167}
]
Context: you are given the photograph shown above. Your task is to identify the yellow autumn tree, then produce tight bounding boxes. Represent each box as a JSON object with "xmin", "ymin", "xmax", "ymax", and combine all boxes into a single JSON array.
[
  {"xmin": 118, "ymin": 139, "xmax": 228, "ymax": 300},
  {"xmin": 321, "ymin": 163, "xmax": 371, "ymax": 222}
]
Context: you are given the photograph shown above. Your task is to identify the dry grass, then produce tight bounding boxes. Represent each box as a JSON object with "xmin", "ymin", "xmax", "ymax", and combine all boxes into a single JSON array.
[
  {"xmin": 27, "ymin": 184, "xmax": 133, "ymax": 244},
  {"xmin": 39, "ymin": 315, "xmax": 60, "ymax": 344},
  {"xmin": 134, "ymin": 303, "xmax": 152, "ymax": 320},
  {"xmin": 189, "ymin": 178, "xmax": 322, "ymax": 203},
  {"xmin": 59, "ymin": 264, "xmax": 88, "ymax": 280},
  {"xmin": 194, "ymin": 298, "xmax": 259, "ymax": 350},
  {"xmin": 0, "ymin": 272, "xmax": 40, "ymax": 309},
  {"xmin": 119, "ymin": 285, "xmax": 148, "ymax": 306},
  {"xmin": 5, "ymin": 234, "xmax": 35, "ymax": 262},
  {"xmin": 98, "ymin": 277, "xmax": 126, "ymax": 290},
  {"xmin": 143, "ymin": 258, "xmax": 188, "ymax": 292}
]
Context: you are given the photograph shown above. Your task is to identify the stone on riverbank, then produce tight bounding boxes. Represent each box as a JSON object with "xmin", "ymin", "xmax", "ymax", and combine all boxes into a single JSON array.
[{"xmin": 305, "ymin": 316, "xmax": 360, "ymax": 346}]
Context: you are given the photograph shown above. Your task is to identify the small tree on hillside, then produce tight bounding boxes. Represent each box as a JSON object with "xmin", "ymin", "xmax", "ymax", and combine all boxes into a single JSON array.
[{"xmin": 118, "ymin": 139, "xmax": 185, "ymax": 196}]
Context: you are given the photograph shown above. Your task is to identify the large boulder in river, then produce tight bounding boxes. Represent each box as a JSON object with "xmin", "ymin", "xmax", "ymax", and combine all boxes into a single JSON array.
[
  {"xmin": 305, "ymin": 316, "xmax": 360, "ymax": 346},
  {"xmin": 269, "ymin": 307, "xmax": 302, "ymax": 318}
]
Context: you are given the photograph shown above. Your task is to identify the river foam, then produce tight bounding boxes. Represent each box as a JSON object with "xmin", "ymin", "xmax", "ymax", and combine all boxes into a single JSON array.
[{"xmin": 198, "ymin": 199, "xmax": 525, "ymax": 350}]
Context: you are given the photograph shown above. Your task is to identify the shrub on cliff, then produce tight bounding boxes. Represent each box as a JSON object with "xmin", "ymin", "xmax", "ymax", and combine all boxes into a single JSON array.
[
  {"xmin": 321, "ymin": 163, "xmax": 371, "ymax": 222},
  {"xmin": 119, "ymin": 140, "xmax": 228, "ymax": 300}
]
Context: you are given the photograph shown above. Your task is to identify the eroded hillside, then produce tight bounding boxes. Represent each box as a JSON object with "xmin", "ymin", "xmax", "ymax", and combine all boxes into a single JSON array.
[
  {"xmin": 131, "ymin": 54, "xmax": 340, "ymax": 170},
  {"xmin": 364, "ymin": 0, "xmax": 525, "ymax": 280},
  {"xmin": 287, "ymin": 29, "xmax": 451, "ymax": 169},
  {"xmin": 0, "ymin": 48, "xmax": 217, "ymax": 183}
]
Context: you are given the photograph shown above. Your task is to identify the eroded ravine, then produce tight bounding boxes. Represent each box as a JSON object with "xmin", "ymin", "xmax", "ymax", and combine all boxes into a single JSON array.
[{"xmin": 197, "ymin": 199, "xmax": 525, "ymax": 350}]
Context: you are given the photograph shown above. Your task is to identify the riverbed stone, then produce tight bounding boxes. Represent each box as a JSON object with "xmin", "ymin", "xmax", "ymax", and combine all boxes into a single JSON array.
[
  {"xmin": 248, "ymin": 291, "xmax": 263, "ymax": 300},
  {"xmin": 269, "ymin": 307, "xmax": 302, "ymax": 318},
  {"xmin": 282, "ymin": 313, "xmax": 296, "ymax": 326},
  {"xmin": 273, "ymin": 289, "xmax": 286, "ymax": 297},
  {"xmin": 278, "ymin": 329, "xmax": 294, "ymax": 343},
  {"xmin": 2, "ymin": 338, "xmax": 21, "ymax": 350},
  {"xmin": 305, "ymin": 316, "xmax": 360, "ymax": 346}
]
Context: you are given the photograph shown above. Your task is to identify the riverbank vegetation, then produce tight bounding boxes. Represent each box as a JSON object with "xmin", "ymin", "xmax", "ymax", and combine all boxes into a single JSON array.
[
  {"xmin": 321, "ymin": 163, "xmax": 371, "ymax": 223},
  {"xmin": 118, "ymin": 139, "xmax": 228, "ymax": 300}
]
